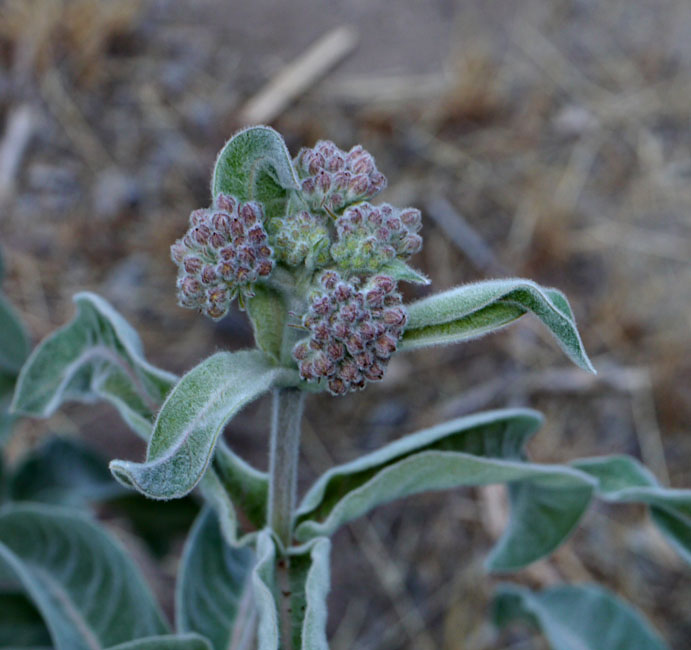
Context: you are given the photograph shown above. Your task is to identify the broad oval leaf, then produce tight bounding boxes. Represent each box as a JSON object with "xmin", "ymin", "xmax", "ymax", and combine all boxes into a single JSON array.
[
  {"xmin": 212, "ymin": 126, "xmax": 299, "ymax": 222},
  {"xmin": 11, "ymin": 292, "xmax": 177, "ymax": 439},
  {"xmin": 110, "ymin": 351, "xmax": 298, "ymax": 500},
  {"xmin": 176, "ymin": 508, "xmax": 256, "ymax": 650},
  {"xmin": 401, "ymin": 279, "xmax": 595, "ymax": 373},
  {"xmin": 0, "ymin": 291, "xmax": 30, "ymax": 376},
  {"xmin": 492, "ymin": 583, "xmax": 669, "ymax": 650},
  {"xmin": 106, "ymin": 634, "xmax": 212, "ymax": 650},
  {"xmin": 0, "ymin": 503, "xmax": 168, "ymax": 650}
]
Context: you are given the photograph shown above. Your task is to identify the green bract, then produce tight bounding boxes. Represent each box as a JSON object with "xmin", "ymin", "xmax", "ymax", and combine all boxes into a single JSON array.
[{"xmin": 4, "ymin": 128, "xmax": 687, "ymax": 650}]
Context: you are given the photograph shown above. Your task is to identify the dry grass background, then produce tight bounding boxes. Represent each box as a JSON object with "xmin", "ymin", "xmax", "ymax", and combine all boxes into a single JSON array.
[{"xmin": 1, "ymin": 0, "xmax": 690, "ymax": 648}]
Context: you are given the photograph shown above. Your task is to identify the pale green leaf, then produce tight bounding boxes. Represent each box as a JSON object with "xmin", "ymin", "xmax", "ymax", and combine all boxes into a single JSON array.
[
  {"xmin": 0, "ymin": 591, "xmax": 52, "ymax": 647},
  {"xmin": 11, "ymin": 292, "xmax": 177, "ymax": 439},
  {"xmin": 493, "ymin": 583, "xmax": 669, "ymax": 650},
  {"xmin": 177, "ymin": 508, "xmax": 255, "ymax": 650},
  {"xmin": 288, "ymin": 538, "xmax": 331, "ymax": 650},
  {"xmin": 246, "ymin": 284, "xmax": 288, "ymax": 364},
  {"xmin": 9, "ymin": 436, "xmax": 123, "ymax": 506},
  {"xmin": 212, "ymin": 126, "xmax": 299, "ymax": 222},
  {"xmin": 572, "ymin": 455, "xmax": 691, "ymax": 564},
  {"xmin": 106, "ymin": 634, "xmax": 212, "ymax": 650},
  {"xmin": 380, "ymin": 259, "xmax": 430, "ymax": 285},
  {"xmin": 109, "ymin": 351, "xmax": 298, "ymax": 500},
  {"xmin": 0, "ymin": 291, "xmax": 30, "ymax": 376},
  {"xmin": 401, "ymin": 279, "xmax": 595, "ymax": 373},
  {"xmin": 0, "ymin": 503, "xmax": 168, "ymax": 650},
  {"xmin": 252, "ymin": 531, "xmax": 279, "ymax": 650}
]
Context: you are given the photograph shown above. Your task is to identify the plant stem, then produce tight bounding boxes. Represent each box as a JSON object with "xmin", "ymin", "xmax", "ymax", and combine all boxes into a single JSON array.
[
  {"xmin": 268, "ymin": 386, "xmax": 305, "ymax": 548},
  {"xmin": 268, "ymin": 387, "xmax": 305, "ymax": 650}
]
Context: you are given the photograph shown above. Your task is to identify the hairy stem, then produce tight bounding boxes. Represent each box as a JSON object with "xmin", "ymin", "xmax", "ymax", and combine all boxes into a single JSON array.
[
  {"xmin": 268, "ymin": 387, "xmax": 305, "ymax": 650},
  {"xmin": 268, "ymin": 387, "xmax": 305, "ymax": 547}
]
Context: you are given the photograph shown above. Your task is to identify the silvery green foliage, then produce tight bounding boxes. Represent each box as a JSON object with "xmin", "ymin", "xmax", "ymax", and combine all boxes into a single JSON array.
[
  {"xmin": 109, "ymin": 350, "xmax": 299, "ymax": 500},
  {"xmin": 0, "ymin": 504, "xmax": 168, "ymax": 650},
  {"xmin": 492, "ymin": 583, "xmax": 669, "ymax": 650},
  {"xmin": 176, "ymin": 508, "xmax": 255, "ymax": 650},
  {"xmin": 401, "ymin": 278, "xmax": 595, "ymax": 373},
  {"xmin": 250, "ymin": 531, "xmax": 331, "ymax": 650},
  {"xmin": 11, "ymin": 292, "xmax": 177, "ymax": 439}
]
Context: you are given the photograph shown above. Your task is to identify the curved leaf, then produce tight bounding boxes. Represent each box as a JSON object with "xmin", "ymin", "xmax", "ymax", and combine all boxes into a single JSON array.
[
  {"xmin": 296, "ymin": 409, "xmax": 544, "ymax": 530},
  {"xmin": 0, "ymin": 292, "xmax": 30, "ymax": 376},
  {"xmin": 246, "ymin": 284, "xmax": 288, "ymax": 364},
  {"xmin": 0, "ymin": 503, "xmax": 168, "ymax": 650},
  {"xmin": 110, "ymin": 351, "xmax": 298, "ymax": 500},
  {"xmin": 401, "ymin": 279, "xmax": 595, "ymax": 373},
  {"xmin": 572, "ymin": 455, "xmax": 691, "ymax": 564},
  {"xmin": 11, "ymin": 292, "xmax": 177, "ymax": 439},
  {"xmin": 252, "ymin": 531, "xmax": 279, "ymax": 650},
  {"xmin": 492, "ymin": 583, "xmax": 669, "ymax": 650},
  {"xmin": 288, "ymin": 538, "xmax": 331, "ymax": 650},
  {"xmin": 106, "ymin": 635, "xmax": 212, "ymax": 650},
  {"xmin": 212, "ymin": 126, "xmax": 299, "ymax": 222},
  {"xmin": 176, "ymin": 508, "xmax": 256, "ymax": 650}
]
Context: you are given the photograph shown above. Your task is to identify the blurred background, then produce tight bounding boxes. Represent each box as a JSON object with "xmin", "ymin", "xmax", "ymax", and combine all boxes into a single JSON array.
[{"xmin": 1, "ymin": 0, "xmax": 689, "ymax": 648}]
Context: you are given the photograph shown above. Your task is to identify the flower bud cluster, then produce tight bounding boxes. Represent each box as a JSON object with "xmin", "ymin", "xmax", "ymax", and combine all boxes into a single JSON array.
[
  {"xmin": 331, "ymin": 203, "xmax": 423, "ymax": 273},
  {"xmin": 171, "ymin": 194, "xmax": 273, "ymax": 319},
  {"xmin": 293, "ymin": 141, "xmax": 387, "ymax": 214},
  {"xmin": 268, "ymin": 209, "xmax": 331, "ymax": 269},
  {"xmin": 292, "ymin": 271, "xmax": 408, "ymax": 396}
]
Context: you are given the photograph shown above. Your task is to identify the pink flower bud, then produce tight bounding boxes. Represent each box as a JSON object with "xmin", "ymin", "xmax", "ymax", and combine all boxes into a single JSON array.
[{"xmin": 215, "ymin": 194, "xmax": 236, "ymax": 212}]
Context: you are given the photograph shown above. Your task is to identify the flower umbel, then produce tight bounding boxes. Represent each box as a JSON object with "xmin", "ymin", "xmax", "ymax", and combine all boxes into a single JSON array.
[
  {"xmin": 171, "ymin": 193, "xmax": 274, "ymax": 319},
  {"xmin": 293, "ymin": 271, "xmax": 407, "ymax": 396}
]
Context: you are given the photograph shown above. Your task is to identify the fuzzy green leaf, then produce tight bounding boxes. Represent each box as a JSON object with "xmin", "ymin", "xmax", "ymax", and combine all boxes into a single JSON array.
[
  {"xmin": 106, "ymin": 635, "xmax": 213, "ymax": 650},
  {"xmin": 401, "ymin": 279, "xmax": 595, "ymax": 373},
  {"xmin": 0, "ymin": 503, "xmax": 168, "ymax": 650},
  {"xmin": 11, "ymin": 292, "xmax": 177, "ymax": 439},
  {"xmin": 572, "ymin": 455, "xmax": 691, "ymax": 564},
  {"xmin": 246, "ymin": 284, "xmax": 288, "ymax": 363},
  {"xmin": 493, "ymin": 583, "xmax": 669, "ymax": 650},
  {"xmin": 252, "ymin": 531, "xmax": 279, "ymax": 650},
  {"xmin": 288, "ymin": 538, "xmax": 331, "ymax": 650},
  {"xmin": 380, "ymin": 259, "xmax": 430, "ymax": 285},
  {"xmin": 177, "ymin": 508, "xmax": 255, "ymax": 650},
  {"xmin": 212, "ymin": 126, "xmax": 299, "ymax": 222},
  {"xmin": 0, "ymin": 292, "xmax": 30, "ymax": 376},
  {"xmin": 9, "ymin": 436, "xmax": 124, "ymax": 506},
  {"xmin": 0, "ymin": 372, "xmax": 17, "ymax": 447},
  {"xmin": 110, "ymin": 351, "xmax": 298, "ymax": 500}
]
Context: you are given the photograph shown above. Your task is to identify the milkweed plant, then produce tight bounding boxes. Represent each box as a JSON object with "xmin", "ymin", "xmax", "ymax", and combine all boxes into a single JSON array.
[{"xmin": 4, "ymin": 126, "xmax": 689, "ymax": 650}]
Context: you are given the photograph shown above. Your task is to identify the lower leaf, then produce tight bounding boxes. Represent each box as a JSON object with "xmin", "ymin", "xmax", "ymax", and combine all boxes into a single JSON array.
[
  {"xmin": 106, "ymin": 634, "xmax": 213, "ymax": 650},
  {"xmin": 492, "ymin": 583, "xmax": 669, "ymax": 650}
]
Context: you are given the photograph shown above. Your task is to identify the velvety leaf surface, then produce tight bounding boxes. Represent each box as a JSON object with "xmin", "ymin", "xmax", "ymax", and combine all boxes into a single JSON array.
[
  {"xmin": 493, "ymin": 583, "xmax": 669, "ymax": 650},
  {"xmin": 246, "ymin": 284, "xmax": 288, "ymax": 363},
  {"xmin": 212, "ymin": 126, "xmax": 299, "ymax": 221},
  {"xmin": 401, "ymin": 279, "xmax": 595, "ymax": 373},
  {"xmin": 11, "ymin": 292, "xmax": 177, "ymax": 439},
  {"xmin": 380, "ymin": 259, "xmax": 430, "ymax": 286},
  {"xmin": 176, "ymin": 508, "xmax": 255, "ymax": 650},
  {"xmin": 251, "ymin": 531, "xmax": 279, "ymax": 650},
  {"xmin": 0, "ymin": 503, "xmax": 168, "ymax": 650},
  {"xmin": 0, "ymin": 291, "xmax": 30, "ymax": 376},
  {"xmin": 106, "ymin": 635, "xmax": 212, "ymax": 650},
  {"xmin": 288, "ymin": 539, "xmax": 331, "ymax": 650},
  {"xmin": 110, "ymin": 351, "xmax": 297, "ymax": 500}
]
